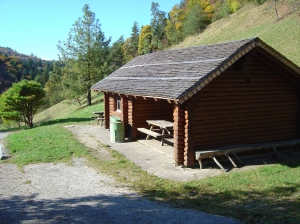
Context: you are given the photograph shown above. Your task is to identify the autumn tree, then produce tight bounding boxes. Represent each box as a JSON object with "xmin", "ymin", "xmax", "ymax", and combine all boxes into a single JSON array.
[
  {"xmin": 183, "ymin": 0, "xmax": 213, "ymax": 37},
  {"xmin": 138, "ymin": 25, "xmax": 153, "ymax": 55},
  {"xmin": 57, "ymin": 4, "xmax": 111, "ymax": 105},
  {"xmin": 0, "ymin": 80, "xmax": 45, "ymax": 128},
  {"xmin": 165, "ymin": 3, "xmax": 186, "ymax": 45}
]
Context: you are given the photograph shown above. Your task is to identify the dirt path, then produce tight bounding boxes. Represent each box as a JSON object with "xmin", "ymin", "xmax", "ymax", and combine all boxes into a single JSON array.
[{"xmin": 0, "ymin": 129, "xmax": 240, "ymax": 224}]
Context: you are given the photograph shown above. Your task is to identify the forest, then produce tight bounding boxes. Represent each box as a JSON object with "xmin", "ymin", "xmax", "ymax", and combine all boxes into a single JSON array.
[{"xmin": 1, "ymin": 0, "xmax": 299, "ymax": 106}]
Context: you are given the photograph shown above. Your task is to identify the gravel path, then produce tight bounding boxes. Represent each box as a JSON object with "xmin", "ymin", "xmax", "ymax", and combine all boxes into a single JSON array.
[{"xmin": 0, "ymin": 132, "xmax": 241, "ymax": 224}]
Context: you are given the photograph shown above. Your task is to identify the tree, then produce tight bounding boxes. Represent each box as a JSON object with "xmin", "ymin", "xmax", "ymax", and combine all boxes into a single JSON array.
[
  {"xmin": 165, "ymin": 3, "xmax": 186, "ymax": 45},
  {"xmin": 130, "ymin": 21, "xmax": 140, "ymax": 57},
  {"xmin": 108, "ymin": 36, "xmax": 125, "ymax": 72},
  {"xmin": 57, "ymin": 4, "xmax": 111, "ymax": 106},
  {"xmin": 123, "ymin": 22, "xmax": 140, "ymax": 62},
  {"xmin": 0, "ymin": 80, "xmax": 45, "ymax": 128},
  {"xmin": 138, "ymin": 25, "xmax": 153, "ymax": 55},
  {"xmin": 183, "ymin": 2, "xmax": 211, "ymax": 37},
  {"xmin": 150, "ymin": 2, "xmax": 167, "ymax": 51},
  {"xmin": 44, "ymin": 62, "xmax": 64, "ymax": 106}
]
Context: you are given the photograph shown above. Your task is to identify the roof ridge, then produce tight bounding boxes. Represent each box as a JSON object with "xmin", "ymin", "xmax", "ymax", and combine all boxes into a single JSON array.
[{"xmin": 166, "ymin": 37, "xmax": 258, "ymax": 52}]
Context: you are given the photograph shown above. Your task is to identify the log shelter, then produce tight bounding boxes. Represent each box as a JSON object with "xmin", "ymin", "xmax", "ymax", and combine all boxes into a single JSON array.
[{"xmin": 91, "ymin": 38, "xmax": 300, "ymax": 167}]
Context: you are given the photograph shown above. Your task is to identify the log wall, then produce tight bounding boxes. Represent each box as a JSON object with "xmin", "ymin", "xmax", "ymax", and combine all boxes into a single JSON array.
[
  {"xmin": 128, "ymin": 97, "xmax": 173, "ymax": 139},
  {"xmin": 104, "ymin": 93, "xmax": 110, "ymax": 129},
  {"xmin": 173, "ymin": 104, "xmax": 185, "ymax": 165},
  {"xmin": 190, "ymin": 56, "xmax": 300, "ymax": 157}
]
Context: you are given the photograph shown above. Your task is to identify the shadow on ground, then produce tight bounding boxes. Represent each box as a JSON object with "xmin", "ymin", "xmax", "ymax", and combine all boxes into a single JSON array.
[
  {"xmin": 0, "ymin": 193, "xmax": 239, "ymax": 224},
  {"xmin": 39, "ymin": 118, "xmax": 91, "ymax": 126}
]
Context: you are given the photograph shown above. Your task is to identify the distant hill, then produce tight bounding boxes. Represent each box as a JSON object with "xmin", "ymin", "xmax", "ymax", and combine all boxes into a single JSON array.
[
  {"xmin": 0, "ymin": 46, "xmax": 45, "ymax": 61},
  {"xmin": 171, "ymin": 2, "xmax": 300, "ymax": 67},
  {"xmin": 0, "ymin": 47, "xmax": 54, "ymax": 94}
]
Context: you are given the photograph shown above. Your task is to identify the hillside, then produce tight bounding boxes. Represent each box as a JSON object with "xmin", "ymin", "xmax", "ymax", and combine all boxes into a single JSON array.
[
  {"xmin": 0, "ymin": 47, "xmax": 55, "ymax": 94},
  {"xmin": 0, "ymin": 46, "xmax": 40, "ymax": 61},
  {"xmin": 171, "ymin": 2, "xmax": 300, "ymax": 66}
]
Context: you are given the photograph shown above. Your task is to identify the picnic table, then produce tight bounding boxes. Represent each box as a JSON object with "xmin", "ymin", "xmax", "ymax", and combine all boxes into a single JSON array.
[
  {"xmin": 90, "ymin": 111, "xmax": 104, "ymax": 126},
  {"xmin": 138, "ymin": 120, "xmax": 173, "ymax": 146}
]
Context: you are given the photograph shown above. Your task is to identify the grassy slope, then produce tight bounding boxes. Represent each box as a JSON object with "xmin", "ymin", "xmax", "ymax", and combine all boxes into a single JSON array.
[
  {"xmin": 33, "ymin": 92, "xmax": 104, "ymax": 124},
  {"xmin": 2, "ymin": 3, "xmax": 300, "ymax": 223},
  {"xmin": 172, "ymin": 2, "xmax": 300, "ymax": 66}
]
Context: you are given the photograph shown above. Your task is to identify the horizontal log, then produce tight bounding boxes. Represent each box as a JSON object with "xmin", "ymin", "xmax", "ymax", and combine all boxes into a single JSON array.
[
  {"xmin": 194, "ymin": 135, "xmax": 299, "ymax": 150},
  {"xmin": 196, "ymin": 96, "xmax": 298, "ymax": 106},
  {"xmin": 193, "ymin": 121, "xmax": 298, "ymax": 135},
  {"xmin": 194, "ymin": 113, "xmax": 299, "ymax": 124},
  {"xmin": 194, "ymin": 133, "xmax": 299, "ymax": 147},
  {"xmin": 196, "ymin": 91, "xmax": 299, "ymax": 100},
  {"xmin": 194, "ymin": 103, "xmax": 298, "ymax": 114},
  {"xmin": 194, "ymin": 101, "xmax": 298, "ymax": 111},
  {"xmin": 193, "ymin": 129, "xmax": 299, "ymax": 143},
  {"xmin": 212, "ymin": 76, "xmax": 289, "ymax": 83}
]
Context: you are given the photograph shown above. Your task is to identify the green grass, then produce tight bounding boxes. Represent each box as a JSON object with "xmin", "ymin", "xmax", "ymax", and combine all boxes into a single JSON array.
[
  {"xmin": 172, "ymin": 2, "xmax": 300, "ymax": 66},
  {"xmin": 88, "ymin": 144, "xmax": 300, "ymax": 223},
  {"xmin": 1, "ymin": 94, "xmax": 300, "ymax": 223},
  {"xmin": 5, "ymin": 125, "xmax": 89, "ymax": 166},
  {"xmin": 1, "ymin": 3, "xmax": 300, "ymax": 223}
]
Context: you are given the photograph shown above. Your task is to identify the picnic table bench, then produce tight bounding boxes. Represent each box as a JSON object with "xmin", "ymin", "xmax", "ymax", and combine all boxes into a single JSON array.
[
  {"xmin": 195, "ymin": 139, "xmax": 300, "ymax": 172},
  {"xmin": 138, "ymin": 120, "xmax": 173, "ymax": 146},
  {"xmin": 90, "ymin": 111, "xmax": 104, "ymax": 126}
]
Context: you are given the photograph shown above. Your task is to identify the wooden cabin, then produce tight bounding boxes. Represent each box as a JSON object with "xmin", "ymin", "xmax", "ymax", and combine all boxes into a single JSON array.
[{"xmin": 91, "ymin": 38, "xmax": 300, "ymax": 167}]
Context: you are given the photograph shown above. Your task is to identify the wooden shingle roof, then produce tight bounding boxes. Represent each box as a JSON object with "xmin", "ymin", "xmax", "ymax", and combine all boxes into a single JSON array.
[{"xmin": 91, "ymin": 37, "xmax": 300, "ymax": 104}]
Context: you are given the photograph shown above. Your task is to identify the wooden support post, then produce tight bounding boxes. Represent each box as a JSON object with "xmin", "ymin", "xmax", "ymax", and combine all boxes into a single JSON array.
[
  {"xmin": 272, "ymin": 146, "xmax": 282, "ymax": 158},
  {"xmin": 198, "ymin": 159, "xmax": 203, "ymax": 169},
  {"xmin": 161, "ymin": 128, "xmax": 165, "ymax": 146},
  {"xmin": 232, "ymin": 152, "xmax": 244, "ymax": 165},
  {"xmin": 225, "ymin": 153, "xmax": 238, "ymax": 168},
  {"xmin": 212, "ymin": 156, "xmax": 227, "ymax": 172}
]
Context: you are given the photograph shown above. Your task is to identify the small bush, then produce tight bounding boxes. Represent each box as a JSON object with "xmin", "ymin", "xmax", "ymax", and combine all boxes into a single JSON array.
[{"xmin": 230, "ymin": 0, "xmax": 241, "ymax": 12}]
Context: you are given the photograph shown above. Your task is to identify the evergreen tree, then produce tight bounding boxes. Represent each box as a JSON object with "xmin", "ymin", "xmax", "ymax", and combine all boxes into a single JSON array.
[
  {"xmin": 183, "ymin": 2, "xmax": 210, "ymax": 37},
  {"xmin": 109, "ymin": 36, "xmax": 125, "ymax": 72},
  {"xmin": 0, "ymin": 80, "xmax": 45, "ymax": 128},
  {"xmin": 57, "ymin": 4, "xmax": 111, "ymax": 105},
  {"xmin": 130, "ymin": 21, "xmax": 140, "ymax": 57},
  {"xmin": 150, "ymin": 2, "xmax": 167, "ymax": 51}
]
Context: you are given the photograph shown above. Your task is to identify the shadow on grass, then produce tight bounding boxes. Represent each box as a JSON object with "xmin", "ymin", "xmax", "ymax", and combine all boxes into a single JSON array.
[
  {"xmin": 0, "ymin": 127, "xmax": 23, "ymax": 133},
  {"xmin": 141, "ymin": 178, "xmax": 300, "ymax": 223},
  {"xmin": 39, "ymin": 118, "xmax": 92, "ymax": 127},
  {"xmin": 0, "ymin": 193, "xmax": 239, "ymax": 224}
]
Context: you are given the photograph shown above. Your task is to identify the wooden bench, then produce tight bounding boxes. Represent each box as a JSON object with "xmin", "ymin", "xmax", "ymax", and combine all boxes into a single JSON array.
[
  {"xmin": 195, "ymin": 139, "xmax": 300, "ymax": 172},
  {"xmin": 90, "ymin": 116, "xmax": 104, "ymax": 126},
  {"xmin": 137, "ymin": 128, "xmax": 162, "ymax": 139}
]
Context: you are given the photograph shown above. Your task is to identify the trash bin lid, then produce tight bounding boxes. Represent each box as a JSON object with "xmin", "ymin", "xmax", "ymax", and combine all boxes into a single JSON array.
[{"xmin": 110, "ymin": 116, "xmax": 121, "ymax": 122}]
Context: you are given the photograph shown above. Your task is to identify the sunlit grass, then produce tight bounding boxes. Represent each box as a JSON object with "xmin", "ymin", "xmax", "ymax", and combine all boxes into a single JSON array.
[
  {"xmin": 172, "ymin": 2, "xmax": 300, "ymax": 66},
  {"xmin": 5, "ymin": 125, "xmax": 89, "ymax": 166},
  {"xmin": 2, "ymin": 94, "xmax": 300, "ymax": 223}
]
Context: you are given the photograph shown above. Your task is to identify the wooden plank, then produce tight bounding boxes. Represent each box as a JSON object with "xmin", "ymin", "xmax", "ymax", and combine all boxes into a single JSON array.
[{"xmin": 137, "ymin": 128, "xmax": 162, "ymax": 138}]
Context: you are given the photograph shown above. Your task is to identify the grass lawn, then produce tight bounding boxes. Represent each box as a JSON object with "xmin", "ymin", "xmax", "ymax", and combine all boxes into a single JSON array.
[
  {"xmin": 1, "ymin": 95, "xmax": 299, "ymax": 224},
  {"xmin": 172, "ymin": 2, "xmax": 300, "ymax": 67},
  {"xmin": 1, "ymin": 3, "xmax": 299, "ymax": 222}
]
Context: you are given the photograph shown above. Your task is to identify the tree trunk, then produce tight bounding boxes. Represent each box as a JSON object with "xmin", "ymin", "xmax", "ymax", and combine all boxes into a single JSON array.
[
  {"xmin": 28, "ymin": 119, "xmax": 34, "ymax": 128},
  {"xmin": 87, "ymin": 89, "xmax": 92, "ymax": 105}
]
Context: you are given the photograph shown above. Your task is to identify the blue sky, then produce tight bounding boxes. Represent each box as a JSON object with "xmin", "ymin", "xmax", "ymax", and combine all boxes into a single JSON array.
[{"xmin": 0, "ymin": 0, "xmax": 179, "ymax": 60}]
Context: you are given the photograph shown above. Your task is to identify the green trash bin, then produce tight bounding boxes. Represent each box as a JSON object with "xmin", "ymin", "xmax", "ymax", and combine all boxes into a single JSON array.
[{"xmin": 110, "ymin": 116, "xmax": 125, "ymax": 143}]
